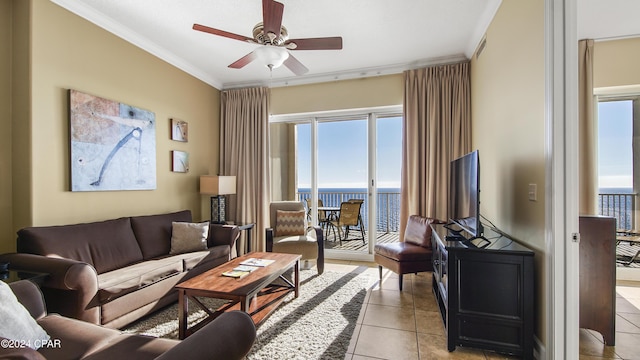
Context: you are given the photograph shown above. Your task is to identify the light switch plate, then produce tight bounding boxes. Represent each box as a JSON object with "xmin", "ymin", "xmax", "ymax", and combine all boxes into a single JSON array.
[{"xmin": 528, "ymin": 184, "xmax": 537, "ymax": 201}]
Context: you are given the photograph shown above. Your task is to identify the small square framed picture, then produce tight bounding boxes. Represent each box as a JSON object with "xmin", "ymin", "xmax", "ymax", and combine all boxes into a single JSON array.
[
  {"xmin": 171, "ymin": 118, "xmax": 188, "ymax": 142},
  {"xmin": 172, "ymin": 151, "xmax": 189, "ymax": 173}
]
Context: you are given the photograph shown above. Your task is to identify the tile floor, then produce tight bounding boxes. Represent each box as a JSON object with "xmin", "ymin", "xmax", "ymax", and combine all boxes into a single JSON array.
[
  {"xmin": 324, "ymin": 259, "xmax": 518, "ymax": 360},
  {"xmin": 580, "ymin": 280, "xmax": 640, "ymax": 359},
  {"xmin": 324, "ymin": 260, "xmax": 640, "ymax": 359}
]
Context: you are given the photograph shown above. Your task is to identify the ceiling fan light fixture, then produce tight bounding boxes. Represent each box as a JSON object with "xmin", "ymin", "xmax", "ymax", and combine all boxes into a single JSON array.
[{"xmin": 255, "ymin": 45, "xmax": 289, "ymax": 69}]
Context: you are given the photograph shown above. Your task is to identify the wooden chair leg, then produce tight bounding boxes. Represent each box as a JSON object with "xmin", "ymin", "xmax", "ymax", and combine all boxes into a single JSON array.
[
  {"xmin": 399, "ymin": 274, "xmax": 403, "ymax": 291},
  {"xmin": 378, "ymin": 265, "xmax": 382, "ymax": 281}
]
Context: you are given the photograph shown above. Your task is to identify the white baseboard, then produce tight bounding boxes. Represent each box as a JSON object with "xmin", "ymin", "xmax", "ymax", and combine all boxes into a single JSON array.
[{"xmin": 534, "ymin": 335, "xmax": 546, "ymax": 359}]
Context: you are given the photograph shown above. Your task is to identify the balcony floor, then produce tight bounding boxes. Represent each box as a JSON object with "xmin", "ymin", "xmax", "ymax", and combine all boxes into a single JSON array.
[{"xmin": 322, "ymin": 228, "xmax": 399, "ymax": 251}]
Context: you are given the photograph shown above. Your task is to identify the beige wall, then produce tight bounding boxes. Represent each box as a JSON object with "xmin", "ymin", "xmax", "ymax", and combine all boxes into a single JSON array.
[
  {"xmin": 0, "ymin": 0, "xmax": 220, "ymax": 252},
  {"xmin": 270, "ymin": 74, "xmax": 403, "ymax": 115},
  {"xmin": 0, "ymin": 0, "xmax": 13, "ymax": 254},
  {"xmin": 471, "ymin": 0, "xmax": 546, "ymax": 343},
  {"xmin": 594, "ymin": 37, "xmax": 640, "ymax": 88}
]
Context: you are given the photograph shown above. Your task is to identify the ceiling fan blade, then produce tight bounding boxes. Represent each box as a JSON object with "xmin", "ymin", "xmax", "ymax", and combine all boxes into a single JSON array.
[
  {"xmin": 193, "ymin": 23, "xmax": 254, "ymax": 43},
  {"xmin": 283, "ymin": 54, "xmax": 309, "ymax": 76},
  {"xmin": 285, "ymin": 37, "xmax": 343, "ymax": 50},
  {"xmin": 262, "ymin": 0, "xmax": 284, "ymax": 39},
  {"xmin": 228, "ymin": 51, "xmax": 258, "ymax": 69}
]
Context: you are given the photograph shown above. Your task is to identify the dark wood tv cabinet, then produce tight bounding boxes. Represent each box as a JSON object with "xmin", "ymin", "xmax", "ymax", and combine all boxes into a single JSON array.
[{"xmin": 431, "ymin": 223, "xmax": 535, "ymax": 359}]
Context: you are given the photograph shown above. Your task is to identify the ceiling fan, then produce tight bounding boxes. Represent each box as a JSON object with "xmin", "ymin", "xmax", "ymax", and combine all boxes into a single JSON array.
[{"xmin": 193, "ymin": 0, "xmax": 343, "ymax": 76}]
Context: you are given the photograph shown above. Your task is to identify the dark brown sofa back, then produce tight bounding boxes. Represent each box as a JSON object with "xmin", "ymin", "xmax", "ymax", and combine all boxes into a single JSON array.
[
  {"xmin": 17, "ymin": 217, "xmax": 143, "ymax": 274},
  {"xmin": 130, "ymin": 210, "xmax": 192, "ymax": 259}
]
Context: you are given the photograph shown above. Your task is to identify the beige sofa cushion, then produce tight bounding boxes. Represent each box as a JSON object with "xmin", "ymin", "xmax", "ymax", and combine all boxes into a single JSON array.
[
  {"xmin": 272, "ymin": 235, "xmax": 318, "ymax": 260},
  {"xmin": 169, "ymin": 222, "xmax": 209, "ymax": 255},
  {"xmin": 97, "ymin": 258, "xmax": 183, "ymax": 303}
]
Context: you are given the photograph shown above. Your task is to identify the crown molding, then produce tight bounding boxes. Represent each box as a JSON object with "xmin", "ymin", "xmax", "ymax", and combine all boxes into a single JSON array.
[
  {"xmin": 50, "ymin": 0, "xmax": 224, "ymax": 89},
  {"xmin": 464, "ymin": 0, "xmax": 502, "ymax": 58},
  {"xmin": 221, "ymin": 54, "xmax": 469, "ymax": 90}
]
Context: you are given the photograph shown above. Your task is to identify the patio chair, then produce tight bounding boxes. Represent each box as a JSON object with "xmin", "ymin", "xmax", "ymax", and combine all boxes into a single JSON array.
[
  {"xmin": 266, "ymin": 201, "xmax": 325, "ymax": 274},
  {"xmin": 330, "ymin": 201, "xmax": 365, "ymax": 245},
  {"xmin": 305, "ymin": 198, "xmax": 332, "ymax": 231}
]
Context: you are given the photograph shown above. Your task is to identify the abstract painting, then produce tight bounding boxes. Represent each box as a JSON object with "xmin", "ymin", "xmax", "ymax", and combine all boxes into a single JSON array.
[
  {"xmin": 172, "ymin": 151, "xmax": 189, "ymax": 173},
  {"xmin": 171, "ymin": 118, "xmax": 188, "ymax": 142},
  {"xmin": 69, "ymin": 89, "xmax": 157, "ymax": 191}
]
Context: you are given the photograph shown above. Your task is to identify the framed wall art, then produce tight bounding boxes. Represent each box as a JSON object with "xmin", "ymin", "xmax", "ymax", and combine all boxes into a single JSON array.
[
  {"xmin": 172, "ymin": 150, "xmax": 189, "ymax": 173},
  {"xmin": 69, "ymin": 89, "xmax": 157, "ymax": 191},
  {"xmin": 171, "ymin": 118, "xmax": 188, "ymax": 142}
]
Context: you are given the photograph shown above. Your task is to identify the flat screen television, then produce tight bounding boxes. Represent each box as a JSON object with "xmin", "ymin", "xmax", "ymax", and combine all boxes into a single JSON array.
[{"xmin": 448, "ymin": 150, "xmax": 483, "ymax": 239}]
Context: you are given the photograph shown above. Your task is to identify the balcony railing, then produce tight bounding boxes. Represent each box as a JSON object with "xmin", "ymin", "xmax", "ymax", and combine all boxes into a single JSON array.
[
  {"xmin": 598, "ymin": 192, "xmax": 637, "ymax": 230},
  {"xmin": 296, "ymin": 190, "xmax": 401, "ymax": 233}
]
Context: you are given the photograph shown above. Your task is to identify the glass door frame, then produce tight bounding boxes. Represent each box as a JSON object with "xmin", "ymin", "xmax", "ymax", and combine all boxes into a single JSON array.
[
  {"xmin": 596, "ymin": 89, "xmax": 640, "ymax": 281},
  {"xmin": 270, "ymin": 105, "xmax": 402, "ymax": 261}
]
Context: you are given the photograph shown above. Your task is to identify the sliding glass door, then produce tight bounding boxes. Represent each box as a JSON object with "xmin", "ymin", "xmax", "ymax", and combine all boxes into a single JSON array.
[{"xmin": 270, "ymin": 106, "xmax": 402, "ymax": 260}]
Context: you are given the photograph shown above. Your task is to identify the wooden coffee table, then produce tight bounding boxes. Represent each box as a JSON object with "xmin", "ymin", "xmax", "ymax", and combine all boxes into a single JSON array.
[{"xmin": 175, "ymin": 251, "xmax": 301, "ymax": 339}]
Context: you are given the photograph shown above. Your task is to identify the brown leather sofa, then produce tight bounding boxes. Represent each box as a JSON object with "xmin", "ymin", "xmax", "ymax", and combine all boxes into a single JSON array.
[
  {"xmin": 0, "ymin": 210, "xmax": 240, "ymax": 329},
  {"xmin": 374, "ymin": 215, "xmax": 442, "ymax": 290},
  {"xmin": 0, "ymin": 280, "xmax": 256, "ymax": 360}
]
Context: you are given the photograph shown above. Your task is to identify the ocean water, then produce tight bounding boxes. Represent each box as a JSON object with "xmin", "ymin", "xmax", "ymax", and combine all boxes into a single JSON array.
[{"xmin": 297, "ymin": 188, "xmax": 401, "ymax": 232}]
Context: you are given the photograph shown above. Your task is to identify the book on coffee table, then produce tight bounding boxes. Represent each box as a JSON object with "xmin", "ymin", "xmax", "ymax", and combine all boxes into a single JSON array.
[
  {"xmin": 240, "ymin": 258, "xmax": 275, "ymax": 267},
  {"xmin": 232, "ymin": 265, "xmax": 259, "ymax": 272},
  {"xmin": 221, "ymin": 269, "xmax": 252, "ymax": 279}
]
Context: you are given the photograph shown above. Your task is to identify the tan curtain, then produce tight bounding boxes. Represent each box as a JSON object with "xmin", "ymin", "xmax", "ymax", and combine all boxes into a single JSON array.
[
  {"xmin": 400, "ymin": 62, "xmax": 471, "ymax": 240},
  {"xmin": 219, "ymin": 87, "xmax": 271, "ymax": 253},
  {"xmin": 579, "ymin": 39, "xmax": 597, "ymax": 215}
]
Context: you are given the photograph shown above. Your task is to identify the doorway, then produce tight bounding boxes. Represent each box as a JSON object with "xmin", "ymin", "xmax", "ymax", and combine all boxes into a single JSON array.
[{"xmin": 270, "ymin": 106, "xmax": 402, "ymax": 261}]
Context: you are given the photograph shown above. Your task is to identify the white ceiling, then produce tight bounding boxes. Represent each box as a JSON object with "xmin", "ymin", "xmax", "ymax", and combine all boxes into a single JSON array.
[{"xmin": 50, "ymin": 0, "xmax": 640, "ymax": 90}]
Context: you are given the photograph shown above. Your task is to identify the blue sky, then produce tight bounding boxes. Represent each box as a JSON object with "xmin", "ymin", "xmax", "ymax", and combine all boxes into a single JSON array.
[
  {"xmin": 295, "ymin": 104, "xmax": 631, "ymax": 191},
  {"xmin": 297, "ymin": 117, "xmax": 402, "ymax": 189},
  {"xmin": 598, "ymin": 100, "xmax": 632, "ymax": 189}
]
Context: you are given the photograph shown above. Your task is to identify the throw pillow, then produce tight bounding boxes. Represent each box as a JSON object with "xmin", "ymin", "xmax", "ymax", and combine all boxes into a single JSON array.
[
  {"xmin": 0, "ymin": 281, "xmax": 50, "ymax": 350},
  {"xmin": 275, "ymin": 210, "xmax": 306, "ymax": 237},
  {"xmin": 170, "ymin": 221, "xmax": 210, "ymax": 255}
]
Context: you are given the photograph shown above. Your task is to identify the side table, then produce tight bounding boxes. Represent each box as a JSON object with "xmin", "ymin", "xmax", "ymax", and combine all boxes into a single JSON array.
[
  {"xmin": 211, "ymin": 221, "xmax": 255, "ymax": 256},
  {"xmin": 235, "ymin": 223, "xmax": 255, "ymax": 255}
]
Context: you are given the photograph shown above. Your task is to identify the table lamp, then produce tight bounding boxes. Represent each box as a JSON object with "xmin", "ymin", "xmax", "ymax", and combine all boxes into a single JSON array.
[{"xmin": 200, "ymin": 175, "xmax": 236, "ymax": 224}]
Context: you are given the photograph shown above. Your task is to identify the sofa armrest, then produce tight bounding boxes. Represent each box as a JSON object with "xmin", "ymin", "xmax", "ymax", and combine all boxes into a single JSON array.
[
  {"xmin": 155, "ymin": 311, "xmax": 256, "ymax": 360},
  {"xmin": 265, "ymin": 228, "xmax": 274, "ymax": 252},
  {"xmin": 0, "ymin": 253, "xmax": 98, "ymax": 291},
  {"xmin": 0, "ymin": 253, "xmax": 100, "ymax": 324},
  {"xmin": 309, "ymin": 226, "xmax": 325, "ymax": 275},
  {"xmin": 9, "ymin": 280, "xmax": 47, "ymax": 320},
  {"xmin": 209, "ymin": 224, "xmax": 240, "ymax": 249}
]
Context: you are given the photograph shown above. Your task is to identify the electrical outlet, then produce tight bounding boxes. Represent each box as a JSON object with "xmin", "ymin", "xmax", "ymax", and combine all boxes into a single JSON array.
[{"xmin": 528, "ymin": 184, "xmax": 537, "ymax": 201}]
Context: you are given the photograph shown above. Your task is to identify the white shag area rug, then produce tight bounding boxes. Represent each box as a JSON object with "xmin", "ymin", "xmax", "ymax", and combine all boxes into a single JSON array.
[{"xmin": 123, "ymin": 268, "xmax": 374, "ymax": 360}]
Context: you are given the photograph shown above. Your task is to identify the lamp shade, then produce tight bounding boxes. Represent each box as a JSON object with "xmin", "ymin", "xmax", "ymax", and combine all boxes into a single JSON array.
[
  {"xmin": 255, "ymin": 45, "xmax": 289, "ymax": 69},
  {"xmin": 200, "ymin": 176, "xmax": 236, "ymax": 195}
]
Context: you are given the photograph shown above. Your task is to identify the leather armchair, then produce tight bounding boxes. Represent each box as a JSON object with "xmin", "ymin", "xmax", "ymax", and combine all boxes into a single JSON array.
[{"xmin": 374, "ymin": 215, "xmax": 443, "ymax": 290}]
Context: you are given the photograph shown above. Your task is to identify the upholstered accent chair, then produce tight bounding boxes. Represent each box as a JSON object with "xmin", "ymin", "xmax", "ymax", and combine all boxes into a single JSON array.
[
  {"xmin": 374, "ymin": 215, "xmax": 442, "ymax": 290},
  {"xmin": 266, "ymin": 201, "xmax": 325, "ymax": 274}
]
